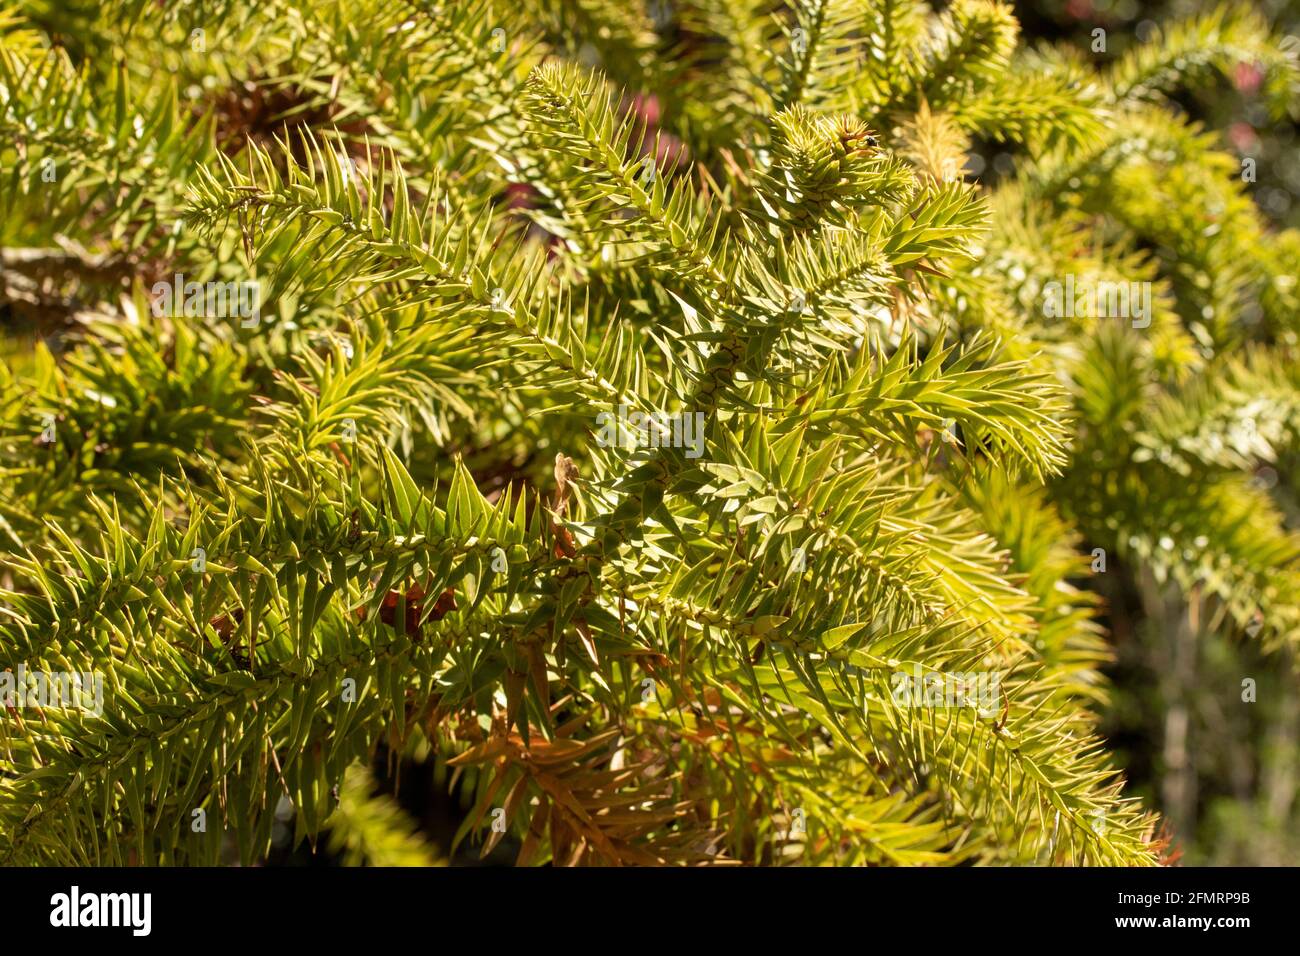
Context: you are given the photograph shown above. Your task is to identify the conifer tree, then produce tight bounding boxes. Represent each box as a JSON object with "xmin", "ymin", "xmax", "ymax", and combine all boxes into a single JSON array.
[{"xmin": 0, "ymin": 0, "xmax": 1296, "ymax": 866}]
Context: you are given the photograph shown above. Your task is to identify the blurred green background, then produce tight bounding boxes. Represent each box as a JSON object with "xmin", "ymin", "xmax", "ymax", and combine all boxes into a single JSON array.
[{"xmin": 1012, "ymin": 0, "xmax": 1300, "ymax": 866}]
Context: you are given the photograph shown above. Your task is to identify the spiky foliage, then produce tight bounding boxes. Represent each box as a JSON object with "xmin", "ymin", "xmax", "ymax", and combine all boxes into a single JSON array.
[{"xmin": 1, "ymin": 0, "xmax": 1297, "ymax": 867}]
